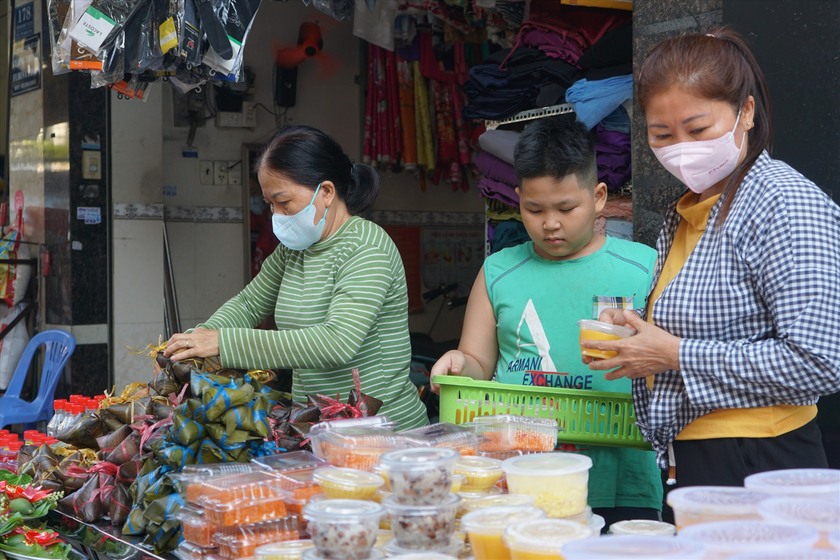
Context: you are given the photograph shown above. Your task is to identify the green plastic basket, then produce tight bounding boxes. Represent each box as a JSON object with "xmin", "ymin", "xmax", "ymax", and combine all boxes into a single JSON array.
[{"xmin": 433, "ymin": 376, "xmax": 650, "ymax": 450}]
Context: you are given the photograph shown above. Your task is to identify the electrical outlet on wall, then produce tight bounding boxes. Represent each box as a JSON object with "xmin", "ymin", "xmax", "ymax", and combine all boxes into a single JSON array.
[
  {"xmin": 213, "ymin": 161, "xmax": 228, "ymax": 186},
  {"xmin": 200, "ymin": 160, "xmax": 214, "ymax": 185},
  {"xmin": 228, "ymin": 161, "xmax": 242, "ymax": 186}
]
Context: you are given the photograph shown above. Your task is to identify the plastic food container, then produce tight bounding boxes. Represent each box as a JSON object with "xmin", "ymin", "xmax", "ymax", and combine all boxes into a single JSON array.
[
  {"xmin": 468, "ymin": 415, "xmax": 559, "ymax": 453},
  {"xmin": 254, "ymin": 539, "xmax": 315, "ymax": 560},
  {"xmin": 204, "ymin": 492, "xmax": 288, "ymax": 526},
  {"xmin": 578, "ymin": 319, "xmax": 635, "ymax": 360},
  {"xmin": 458, "ymin": 493, "xmax": 536, "ymax": 519},
  {"xmin": 382, "ymin": 493, "xmax": 460, "ymax": 550},
  {"xmin": 744, "ymin": 468, "xmax": 840, "ymax": 501},
  {"xmin": 172, "ymin": 541, "xmax": 218, "ymax": 560},
  {"xmin": 452, "ymin": 455, "xmax": 504, "ymax": 492},
  {"xmin": 379, "ymin": 447, "xmax": 459, "ymax": 505},
  {"xmin": 252, "ymin": 450, "xmax": 328, "ymax": 473},
  {"xmin": 561, "ymin": 535, "xmax": 704, "ymax": 560},
  {"xmin": 174, "ymin": 462, "xmax": 264, "ymax": 503},
  {"xmin": 214, "ymin": 516, "xmax": 300, "ymax": 559},
  {"xmin": 666, "ymin": 486, "xmax": 770, "ymax": 530},
  {"xmin": 449, "ymin": 474, "xmax": 464, "ymax": 494},
  {"xmin": 608, "ymin": 519, "xmax": 676, "ymax": 536},
  {"xmin": 502, "ymin": 518, "xmax": 593, "ymax": 560},
  {"xmin": 730, "ymin": 550, "xmax": 840, "ymax": 560},
  {"xmin": 301, "ymin": 550, "xmax": 384, "ymax": 560},
  {"xmin": 302, "ymin": 499, "xmax": 384, "ymax": 560},
  {"xmin": 501, "ymin": 452, "xmax": 592, "ymax": 517},
  {"xmin": 556, "ymin": 505, "xmax": 592, "ymax": 526},
  {"xmin": 186, "ymin": 470, "xmax": 286, "ymax": 506},
  {"xmin": 383, "ymin": 537, "xmax": 462, "ymax": 559},
  {"xmin": 312, "ymin": 467, "xmax": 384, "ymax": 500},
  {"xmin": 757, "ymin": 496, "xmax": 840, "ymax": 549},
  {"xmin": 177, "ymin": 506, "xmax": 216, "ymax": 548},
  {"xmin": 461, "ymin": 506, "xmax": 545, "ymax": 560},
  {"xmin": 309, "ymin": 426, "xmax": 412, "ymax": 471},
  {"xmin": 678, "ymin": 520, "xmax": 819, "ymax": 558},
  {"xmin": 588, "ymin": 514, "xmax": 605, "ymax": 536},
  {"xmin": 402, "ymin": 422, "xmax": 482, "ymax": 456}
]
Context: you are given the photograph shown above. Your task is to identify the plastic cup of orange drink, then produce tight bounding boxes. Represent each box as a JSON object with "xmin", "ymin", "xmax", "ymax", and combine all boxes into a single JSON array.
[{"xmin": 578, "ymin": 319, "xmax": 635, "ymax": 360}]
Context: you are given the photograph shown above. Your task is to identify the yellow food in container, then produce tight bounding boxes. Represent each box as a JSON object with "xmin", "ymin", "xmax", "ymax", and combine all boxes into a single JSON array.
[
  {"xmin": 461, "ymin": 505, "xmax": 545, "ymax": 560},
  {"xmin": 312, "ymin": 467, "xmax": 384, "ymax": 500},
  {"xmin": 453, "ymin": 455, "xmax": 504, "ymax": 492},
  {"xmin": 501, "ymin": 452, "xmax": 592, "ymax": 518},
  {"xmin": 577, "ymin": 319, "xmax": 635, "ymax": 360}
]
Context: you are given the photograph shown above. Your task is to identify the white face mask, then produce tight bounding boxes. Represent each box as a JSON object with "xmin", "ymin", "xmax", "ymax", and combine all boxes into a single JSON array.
[
  {"xmin": 650, "ymin": 112, "xmax": 746, "ymax": 194},
  {"xmin": 272, "ymin": 183, "xmax": 328, "ymax": 250}
]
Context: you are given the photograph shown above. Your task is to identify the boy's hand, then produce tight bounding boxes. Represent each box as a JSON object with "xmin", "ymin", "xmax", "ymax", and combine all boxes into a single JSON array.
[
  {"xmin": 584, "ymin": 310, "xmax": 681, "ymax": 379},
  {"xmin": 429, "ymin": 350, "xmax": 467, "ymax": 394}
]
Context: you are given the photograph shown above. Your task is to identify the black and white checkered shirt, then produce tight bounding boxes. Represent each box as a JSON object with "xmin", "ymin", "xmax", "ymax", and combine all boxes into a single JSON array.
[{"xmin": 634, "ymin": 151, "xmax": 840, "ymax": 468}]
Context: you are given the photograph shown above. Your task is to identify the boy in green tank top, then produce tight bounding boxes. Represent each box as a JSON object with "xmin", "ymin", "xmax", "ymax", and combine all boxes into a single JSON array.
[{"xmin": 431, "ymin": 116, "xmax": 663, "ymax": 529}]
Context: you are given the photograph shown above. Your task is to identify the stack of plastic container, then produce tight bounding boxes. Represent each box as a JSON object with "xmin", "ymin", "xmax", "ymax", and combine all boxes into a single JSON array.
[
  {"xmin": 252, "ymin": 451, "xmax": 329, "ymax": 532},
  {"xmin": 465, "ymin": 415, "xmax": 560, "ymax": 459},
  {"xmin": 172, "ymin": 462, "xmax": 299, "ymax": 560},
  {"xmin": 308, "ymin": 417, "xmax": 413, "ymax": 472},
  {"xmin": 378, "ymin": 447, "xmax": 463, "ymax": 557}
]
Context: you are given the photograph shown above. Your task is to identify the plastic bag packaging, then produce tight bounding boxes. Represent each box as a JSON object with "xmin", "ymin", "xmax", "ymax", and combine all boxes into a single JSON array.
[
  {"xmin": 312, "ymin": 0, "xmax": 353, "ymax": 21},
  {"xmin": 47, "ymin": 0, "xmax": 73, "ymax": 74},
  {"xmin": 68, "ymin": 0, "xmax": 147, "ymax": 57},
  {"xmin": 202, "ymin": 0, "xmax": 262, "ymax": 78},
  {"xmin": 177, "ymin": 0, "xmax": 205, "ymax": 69}
]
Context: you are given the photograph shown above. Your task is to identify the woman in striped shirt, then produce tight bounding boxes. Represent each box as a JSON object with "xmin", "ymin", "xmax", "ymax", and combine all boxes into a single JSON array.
[{"xmin": 165, "ymin": 125, "xmax": 429, "ymax": 431}]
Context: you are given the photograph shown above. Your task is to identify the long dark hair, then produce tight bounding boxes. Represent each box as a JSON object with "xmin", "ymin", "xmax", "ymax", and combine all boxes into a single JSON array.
[
  {"xmin": 637, "ymin": 26, "xmax": 773, "ymax": 226},
  {"xmin": 257, "ymin": 125, "xmax": 381, "ymax": 214}
]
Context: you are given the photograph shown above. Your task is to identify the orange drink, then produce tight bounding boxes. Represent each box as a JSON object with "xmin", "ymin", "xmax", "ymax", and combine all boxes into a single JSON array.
[{"xmin": 578, "ymin": 319, "xmax": 634, "ymax": 359}]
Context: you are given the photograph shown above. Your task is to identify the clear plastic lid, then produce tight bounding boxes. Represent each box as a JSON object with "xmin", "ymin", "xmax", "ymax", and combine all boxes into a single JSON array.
[
  {"xmin": 467, "ymin": 414, "xmax": 558, "ymax": 428},
  {"xmin": 560, "ymin": 535, "xmax": 704, "ymax": 559},
  {"xmin": 172, "ymin": 541, "xmax": 218, "ymax": 560},
  {"xmin": 301, "ymin": 548, "xmax": 384, "ymax": 560},
  {"xmin": 189, "ymin": 470, "xmax": 286, "ymax": 505},
  {"xmin": 588, "ymin": 514, "xmax": 605, "ymax": 535},
  {"xmin": 577, "ymin": 319, "xmax": 635, "ymax": 338},
  {"xmin": 459, "ymin": 492, "xmax": 535, "ymax": 516},
  {"xmin": 203, "ymin": 492, "xmax": 289, "ymax": 526},
  {"xmin": 678, "ymin": 520, "xmax": 819, "ymax": 554},
  {"xmin": 214, "ymin": 516, "xmax": 300, "ymax": 545},
  {"xmin": 254, "ymin": 539, "xmax": 314, "ymax": 560},
  {"xmin": 757, "ymin": 496, "xmax": 840, "ymax": 532},
  {"xmin": 401, "ymin": 422, "xmax": 482, "ymax": 454},
  {"xmin": 175, "ymin": 504, "xmax": 205, "ymax": 523},
  {"xmin": 453, "ymin": 455, "xmax": 504, "ymax": 477},
  {"xmin": 302, "ymin": 498, "xmax": 384, "ymax": 523},
  {"xmin": 309, "ymin": 427, "xmax": 412, "ymax": 470},
  {"xmin": 502, "ymin": 519, "xmax": 592, "ymax": 553},
  {"xmin": 461, "ymin": 505, "xmax": 545, "ymax": 533},
  {"xmin": 308, "ymin": 415, "xmax": 394, "ymax": 436},
  {"xmin": 382, "ymin": 493, "xmax": 461, "ymax": 513},
  {"xmin": 383, "ymin": 536, "xmax": 461, "ymax": 558},
  {"xmin": 666, "ymin": 486, "xmax": 771, "ymax": 515},
  {"xmin": 730, "ymin": 550, "xmax": 840, "ymax": 560},
  {"xmin": 468, "ymin": 415, "xmax": 559, "ymax": 454},
  {"xmin": 252, "ymin": 450, "xmax": 328, "ymax": 472},
  {"xmin": 501, "ymin": 451, "xmax": 592, "ymax": 476},
  {"xmin": 312, "ymin": 467, "xmax": 384, "ymax": 492},
  {"xmin": 744, "ymin": 468, "xmax": 840, "ymax": 498},
  {"xmin": 608, "ymin": 519, "xmax": 676, "ymax": 536},
  {"xmin": 379, "ymin": 447, "xmax": 460, "ymax": 471}
]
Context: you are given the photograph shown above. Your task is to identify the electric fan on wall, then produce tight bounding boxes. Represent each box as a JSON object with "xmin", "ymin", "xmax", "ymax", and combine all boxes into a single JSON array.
[{"xmin": 274, "ymin": 21, "xmax": 339, "ymax": 107}]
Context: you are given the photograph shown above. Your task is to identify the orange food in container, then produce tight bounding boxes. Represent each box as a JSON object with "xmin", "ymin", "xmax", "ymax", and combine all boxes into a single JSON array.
[
  {"xmin": 402, "ymin": 422, "xmax": 482, "ymax": 456},
  {"xmin": 309, "ymin": 424, "xmax": 412, "ymax": 472},
  {"xmin": 467, "ymin": 415, "xmax": 558, "ymax": 454},
  {"xmin": 214, "ymin": 516, "xmax": 300, "ymax": 559},
  {"xmin": 203, "ymin": 492, "xmax": 288, "ymax": 526},
  {"xmin": 186, "ymin": 470, "xmax": 285, "ymax": 507},
  {"xmin": 177, "ymin": 505, "xmax": 216, "ymax": 548},
  {"xmin": 174, "ymin": 462, "xmax": 264, "ymax": 505}
]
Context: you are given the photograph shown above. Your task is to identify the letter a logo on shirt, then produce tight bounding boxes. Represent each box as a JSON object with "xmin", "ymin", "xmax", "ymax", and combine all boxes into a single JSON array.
[{"xmin": 515, "ymin": 299, "xmax": 557, "ymax": 372}]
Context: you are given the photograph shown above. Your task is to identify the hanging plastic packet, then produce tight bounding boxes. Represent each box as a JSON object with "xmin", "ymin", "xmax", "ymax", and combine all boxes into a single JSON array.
[
  {"xmin": 202, "ymin": 0, "xmax": 262, "ymax": 78},
  {"xmin": 47, "ymin": 0, "xmax": 73, "ymax": 74},
  {"xmin": 195, "ymin": 0, "xmax": 233, "ymax": 61},
  {"xmin": 312, "ymin": 0, "xmax": 353, "ymax": 22},
  {"xmin": 178, "ymin": 0, "xmax": 205, "ymax": 70},
  {"xmin": 68, "ymin": 0, "xmax": 146, "ymax": 57},
  {"xmin": 98, "ymin": 29, "xmax": 126, "ymax": 84}
]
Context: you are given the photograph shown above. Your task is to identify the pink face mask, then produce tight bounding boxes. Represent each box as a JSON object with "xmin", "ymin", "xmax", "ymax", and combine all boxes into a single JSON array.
[{"xmin": 650, "ymin": 112, "xmax": 746, "ymax": 194}]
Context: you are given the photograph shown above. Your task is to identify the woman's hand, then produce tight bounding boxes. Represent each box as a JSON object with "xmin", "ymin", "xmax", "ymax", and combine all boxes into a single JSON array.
[
  {"xmin": 429, "ymin": 350, "xmax": 467, "ymax": 394},
  {"xmin": 598, "ymin": 307, "xmax": 632, "ymax": 326},
  {"xmin": 582, "ymin": 310, "xmax": 681, "ymax": 380},
  {"xmin": 163, "ymin": 328, "xmax": 220, "ymax": 362}
]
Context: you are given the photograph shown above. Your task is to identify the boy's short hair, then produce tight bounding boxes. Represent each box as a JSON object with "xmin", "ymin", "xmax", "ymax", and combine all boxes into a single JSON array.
[{"xmin": 513, "ymin": 116, "xmax": 598, "ymax": 188}]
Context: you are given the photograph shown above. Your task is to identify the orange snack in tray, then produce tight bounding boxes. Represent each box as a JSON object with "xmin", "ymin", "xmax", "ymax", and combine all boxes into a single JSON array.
[
  {"xmin": 478, "ymin": 430, "xmax": 556, "ymax": 453},
  {"xmin": 204, "ymin": 494, "xmax": 288, "ymax": 526},
  {"xmin": 180, "ymin": 518, "xmax": 215, "ymax": 548},
  {"xmin": 215, "ymin": 517, "xmax": 300, "ymax": 558},
  {"xmin": 187, "ymin": 470, "xmax": 283, "ymax": 505}
]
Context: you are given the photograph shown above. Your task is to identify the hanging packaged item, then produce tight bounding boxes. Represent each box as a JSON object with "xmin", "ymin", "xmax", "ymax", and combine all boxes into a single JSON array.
[
  {"xmin": 201, "ymin": 0, "xmax": 263, "ymax": 79},
  {"xmin": 68, "ymin": 0, "xmax": 146, "ymax": 57}
]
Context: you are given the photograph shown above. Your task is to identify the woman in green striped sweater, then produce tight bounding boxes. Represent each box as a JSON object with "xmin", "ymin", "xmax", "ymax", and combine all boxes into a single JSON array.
[{"xmin": 165, "ymin": 125, "xmax": 429, "ymax": 431}]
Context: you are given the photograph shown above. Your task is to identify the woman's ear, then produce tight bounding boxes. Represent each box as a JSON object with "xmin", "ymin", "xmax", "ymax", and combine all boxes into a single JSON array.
[
  {"xmin": 742, "ymin": 95, "xmax": 756, "ymax": 129},
  {"xmin": 319, "ymin": 180, "xmax": 337, "ymax": 206}
]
